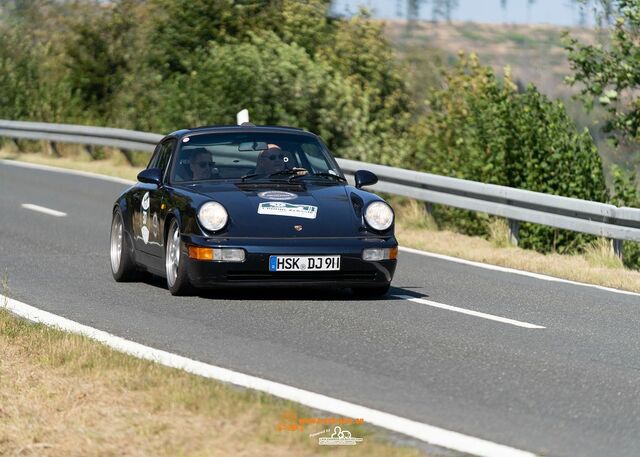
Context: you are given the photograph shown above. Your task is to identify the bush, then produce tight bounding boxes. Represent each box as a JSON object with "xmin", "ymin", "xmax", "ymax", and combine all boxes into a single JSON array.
[
  {"xmin": 411, "ymin": 54, "xmax": 609, "ymax": 252},
  {"xmin": 611, "ymin": 165, "xmax": 640, "ymax": 269}
]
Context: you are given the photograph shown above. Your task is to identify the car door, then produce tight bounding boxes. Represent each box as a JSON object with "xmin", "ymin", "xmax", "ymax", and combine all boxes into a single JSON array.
[{"xmin": 132, "ymin": 138, "xmax": 176, "ymax": 257}]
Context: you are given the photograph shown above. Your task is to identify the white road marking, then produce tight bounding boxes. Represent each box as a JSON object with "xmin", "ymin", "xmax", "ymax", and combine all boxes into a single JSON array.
[
  {"xmin": 21, "ymin": 203, "xmax": 67, "ymax": 217},
  {"xmin": 399, "ymin": 246, "xmax": 640, "ymax": 298},
  {"xmin": 396, "ymin": 295, "xmax": 546, "ymax": 329},
  {"xmin": 0, "ymin": 159, "xmax": 135, "ymax": 185},
  {"xmin": 0, "ymin": 294, "xmax": 537, "ymax": 457}
]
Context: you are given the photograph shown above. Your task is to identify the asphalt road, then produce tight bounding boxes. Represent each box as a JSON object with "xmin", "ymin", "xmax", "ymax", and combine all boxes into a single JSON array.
[{"xmin": 2, "ymin": 160, "xmax": 640, "ymax": 457}]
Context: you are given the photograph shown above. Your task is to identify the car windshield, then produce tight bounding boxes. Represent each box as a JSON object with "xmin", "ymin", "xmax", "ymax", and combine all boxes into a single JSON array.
[{"xmin": 171, "ymin": 132, "xmax": 342, "ymax": 183}]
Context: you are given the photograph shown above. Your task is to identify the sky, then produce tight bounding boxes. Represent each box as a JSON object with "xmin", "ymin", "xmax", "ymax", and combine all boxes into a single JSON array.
[{"xmin": 331, "ymin": 0, "xmax": 595, "ymax": 26}]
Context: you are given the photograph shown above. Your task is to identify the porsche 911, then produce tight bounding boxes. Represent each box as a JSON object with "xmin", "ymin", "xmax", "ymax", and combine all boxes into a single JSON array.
[{"xmin": 109, "ymin": 123, "xmax": 398, "ymax": 296}]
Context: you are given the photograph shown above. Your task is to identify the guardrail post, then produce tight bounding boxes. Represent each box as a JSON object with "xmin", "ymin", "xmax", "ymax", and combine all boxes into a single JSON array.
[
  {"xmin": 424, "ymin": 202, "xmax": 433, "ymax": 216},
  {"xmin": 84, "ymin": 145, "xmax": 97, "ymax": 160},
  {"xmin": 508, "ymin": 219, "xmax": 520, "ymax": 246},
  {"xmin": 121, "ymin": 149, "xmax": 135, "ymax": 166},
  {"xmin": 613, "ymin": 239, "xmax": 624, "ymax": 260},
  {"xmin": 50, "ymin": 141, "xmax": 61, "ymax": 157}
]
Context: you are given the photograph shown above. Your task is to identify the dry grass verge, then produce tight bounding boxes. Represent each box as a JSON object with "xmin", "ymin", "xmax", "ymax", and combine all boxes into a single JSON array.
[
  {"xmin": 3, "ymin": 148, "xmax": 640, "ymax": 293},
  {"xmin": 0, "ymin": 143, "xmax": 142, "ymax": 181},
  {"xmin": 394, "ymin": 199, "xmax": 640, "ymax": 293},
  {"xmin": 0, "ymin": 307, "xmax": 423, "ymax": 457}
]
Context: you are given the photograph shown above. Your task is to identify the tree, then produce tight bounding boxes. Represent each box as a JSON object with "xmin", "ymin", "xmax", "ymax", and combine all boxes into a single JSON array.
[
  {"xmin": 147, "ymin": 0, "xmax": 333, "ymax": 75},
  {"xmin": 432, "ymin": 0, "xmax": 459, "ymax": 22},
  {"xmin": 150, "ymin": 33, "xmax": 334, "ymax": 130},
  {"xmin": 146, "ymin": 0, "xmax": 238, "ymax": 74},
  {"xmin": 405, "ymin": 0, "xmax": 459, "ymax": 23},
  {"xmin": 65, "ymin": 1, "xmax": 142, "ymax": 117},
  {"xmin": 563, "ymin": 1, "xmax": 640, "ymax": 147},
  {"xmin": 575, "ymin": 0, "xmax": 618, "ymax": 25},
  {"xmin": 315, "ymin": 11, "xmax": 414, "ymax": 165}
]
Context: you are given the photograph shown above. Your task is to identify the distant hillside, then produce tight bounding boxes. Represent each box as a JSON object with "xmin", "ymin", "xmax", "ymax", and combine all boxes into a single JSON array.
[
  {"xmin": 384, "ymin": 20, "xmax": 637, "ymax": 182},
  {"xmin": 385, "ymin": 20, "xmax": 595, "ymax": 100}
]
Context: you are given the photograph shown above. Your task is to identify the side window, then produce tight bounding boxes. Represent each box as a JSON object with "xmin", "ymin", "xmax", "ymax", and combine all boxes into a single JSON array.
[
  {"xmin": 156, "ymin": 139, "xmax": 176, "ymax": 176},
  {"xmin": 147, "ymin": 143, "xmax": 162, "ymax": 169}
]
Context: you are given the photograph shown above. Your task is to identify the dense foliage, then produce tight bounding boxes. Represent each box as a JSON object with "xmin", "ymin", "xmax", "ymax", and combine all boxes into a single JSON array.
[
  {"xmin": 0, "ymin": 0, "xmax": 635, "ymax": 263},
  {"xmin": 411, "ymin": 54, "xmax": 609, "ymax": 252}
]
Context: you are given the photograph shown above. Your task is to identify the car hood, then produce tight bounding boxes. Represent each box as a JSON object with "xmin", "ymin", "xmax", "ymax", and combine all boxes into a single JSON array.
[{"xmin": 174, "ymin": 182, "xmax": 366, "ymax": 238}]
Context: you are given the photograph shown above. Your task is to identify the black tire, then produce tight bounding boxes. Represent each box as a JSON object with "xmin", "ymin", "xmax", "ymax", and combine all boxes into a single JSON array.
[
  {"xmin": 165, "ymin": 219, "xmax": 193, "ymax": 296},
  {"xmin": 110, "ymin": 208, "xmax": 138, "ymax": 282},
  {"xmin": 352, "ymin": 284, "xmax": 391, "ymax": 298}
]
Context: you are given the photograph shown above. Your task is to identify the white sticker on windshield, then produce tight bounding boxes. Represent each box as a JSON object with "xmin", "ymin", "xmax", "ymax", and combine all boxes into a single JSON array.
[{"xmin": 258, "ymin": 202, "xmax": 317, "ymax": 219}]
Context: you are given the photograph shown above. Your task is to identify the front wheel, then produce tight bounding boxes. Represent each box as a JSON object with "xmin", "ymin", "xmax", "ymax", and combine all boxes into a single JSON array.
[
  {"xmin": 165, "ymin": 219, "xmax": 192, "ymax": 296},
  {"xmin": 110, "ymin": 208, "xmax": 137, "ymax": 282},
  {"xmin": 352, "ymin": 284, "xmax": 390, "ymax": 298}
]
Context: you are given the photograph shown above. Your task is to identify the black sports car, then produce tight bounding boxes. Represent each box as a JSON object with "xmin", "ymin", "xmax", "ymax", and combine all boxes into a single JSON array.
[{"xmin": 110, "ymin": 124, "xmax": 398, "ymax": 296}]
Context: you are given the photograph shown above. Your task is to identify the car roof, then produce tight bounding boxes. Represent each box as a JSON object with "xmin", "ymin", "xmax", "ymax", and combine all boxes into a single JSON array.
[{"xmin": 167, "ymin": 124, "xmax": 316, "ymax": 140}]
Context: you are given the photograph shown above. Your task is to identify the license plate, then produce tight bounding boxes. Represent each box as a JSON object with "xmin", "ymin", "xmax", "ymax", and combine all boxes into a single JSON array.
[{"xmin": 269, "ymin": 255, "xmax": 341, "ymax": 272}]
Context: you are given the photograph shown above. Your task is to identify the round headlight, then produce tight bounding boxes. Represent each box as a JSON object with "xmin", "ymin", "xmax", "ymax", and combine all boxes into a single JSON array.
[
  {"xmin": 198, "ymin": 202, "xmax": 228, "ymax": 232},
  {"xmin": 364, "ymin": 201, "xmax": 394, "ymax": 231}
]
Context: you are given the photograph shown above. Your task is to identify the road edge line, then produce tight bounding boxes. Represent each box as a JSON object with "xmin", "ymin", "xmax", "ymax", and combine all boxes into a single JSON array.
[
  {"xmin": 0, "ymin": 293, "xmax": 537, "ymax": 457},
  {"xmin": 0, "ymin": 158, "xmax": 135, "ymax": 185}
]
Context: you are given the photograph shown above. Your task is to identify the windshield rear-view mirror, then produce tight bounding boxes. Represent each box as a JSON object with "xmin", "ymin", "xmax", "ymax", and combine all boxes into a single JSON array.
[{"xmin": 238, "ymin": 141, "xmax": 268, "ymax": 151}]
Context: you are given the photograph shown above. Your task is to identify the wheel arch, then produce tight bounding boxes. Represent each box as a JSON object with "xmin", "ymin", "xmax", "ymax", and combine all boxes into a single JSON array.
[
  {"xmin": 163, "ymin": 208, "xmax": 184, "ymax": 245},
  {"xmin": 112, "ymin": 199, "xmax": 136, "ymax": 260}
]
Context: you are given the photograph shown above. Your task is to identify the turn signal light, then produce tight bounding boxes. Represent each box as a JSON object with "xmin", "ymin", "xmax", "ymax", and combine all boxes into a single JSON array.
[
  {"xmin": 362, "ymin": 247, "xmax": 398, "ymax": 261},
  {"xmin": 188, "ymin": 246, "xmax": 246, "ymax": 262},
  {"xmin": 188, "ymin": 246, "xmax": 214, "ymax": 260}
]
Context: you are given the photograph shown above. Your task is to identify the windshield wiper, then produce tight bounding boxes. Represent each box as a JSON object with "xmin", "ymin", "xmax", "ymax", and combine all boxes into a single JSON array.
[
  {"xmin": 240, "ymin": 173, "xmax": 260, "ymax": 181},
  {"xmin": 270, "ymin": 168, "xmax": 308, "ymax": 178},
  {"xmin": 241, "ymin": 168, "xmax": 305, "ymax": 182},
  {"xmin": 290, "ymin": 172, "xmax": 347, "ymax": 183}
]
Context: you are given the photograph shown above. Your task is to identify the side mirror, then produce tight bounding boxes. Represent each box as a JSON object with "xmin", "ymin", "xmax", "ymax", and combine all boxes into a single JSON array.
[
  {"xmin": 137, "ymin": 168, "xmax": 162, "ymax": 186},
  {"xmin": 354, "ymin": 170, "xmax": 378, "ymax": 189}
]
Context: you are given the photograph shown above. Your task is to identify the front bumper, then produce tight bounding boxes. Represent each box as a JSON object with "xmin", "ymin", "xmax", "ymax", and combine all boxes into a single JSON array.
[{"xmin": 181, "ymin": 235, "xmax": 397, "ymax": 288}]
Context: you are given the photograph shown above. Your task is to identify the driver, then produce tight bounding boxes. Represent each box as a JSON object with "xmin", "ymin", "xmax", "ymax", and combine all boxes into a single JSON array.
[
  {"xmin": 255, "ymin": 145, "xmax": 290, "ymax": 175},
  {"xmin": 255, "ymin": 145, "xmax": 307, "ymax": 176},
  {"xmin": 189, "ymin": 148, "xmax": 215, "ymax": 180}
]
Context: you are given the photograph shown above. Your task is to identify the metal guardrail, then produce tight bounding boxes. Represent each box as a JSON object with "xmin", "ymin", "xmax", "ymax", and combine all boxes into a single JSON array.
[
  {"xmin": 2, "ymin": 120, "xmax": 640, "ymax": 253},
  {"xmin": 0, "ymin": 120, "xmax": 161, "ymax": 152}
]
